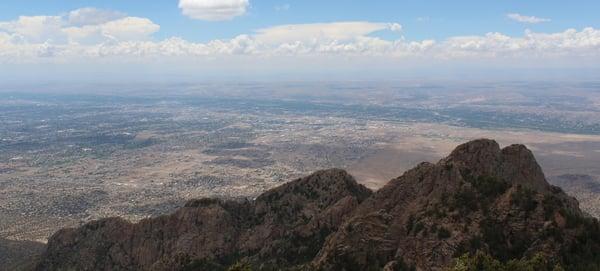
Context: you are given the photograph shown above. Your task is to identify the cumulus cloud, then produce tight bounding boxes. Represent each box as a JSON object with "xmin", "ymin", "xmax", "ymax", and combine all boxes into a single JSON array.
[
  {"xmin": 68, "ymin": 7, "xmax": 126, "ymax": 26},
  {"xmin": 0, "ymin": 16, "xmax": 66, "ymax": 43},
  {"xmin": 60, "ymin": 17, "xmax": 159, "ymax": 45},
  {"xmin": 77, "ymin": 25, "xmax": 599, "ymax": 60},
  {"xmin": 0, "ymin": 10, "xmax": 159, "ymax": 46},
  {"xmin": 178, "ymin": 0, "xmax": 249, "ymax": 21},
  {"xmin": 101, "ymin": 17, "xmax": 160, "ymax": 41},
  {"xmin": 0, "ymin": 9, "xmax": 599, "ymax": 67},
  {"xmin": 388, "ymin": 23, "xmax": 403, "ymax": 32},
  {"xmin": 507, "ymin": 13, "xmax": 551, "ymax": 24},
  {"xmin": 443, "ymin": 27, "xmax": 600, "ymax": 58},
  {"xmin": 254, "ymin": 22, "xmax": 401, "ymax": 44}
]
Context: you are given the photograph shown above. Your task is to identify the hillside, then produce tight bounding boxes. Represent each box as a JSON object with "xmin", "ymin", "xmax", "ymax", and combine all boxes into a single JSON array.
[
  {"xmin": 0, "ymin": 238, "xmax": 45, "ymax": 271},
  {"xmin": 35, "ymin": 139, "xmax": 600, "ymax": 270}
]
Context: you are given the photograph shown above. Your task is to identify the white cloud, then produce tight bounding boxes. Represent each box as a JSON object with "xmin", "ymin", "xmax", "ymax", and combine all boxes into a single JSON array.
[
  {"xmin": 60, "ymin": 17, "xmax": 159, "ymax": 45},
  {"xmin": 443, "ymin": 28, "xmax": 600, "ymax": 58},
  {"xmin": 36, "ymin": 42, "xmax": 62, "ymax": 57},
  {"xmin": 0, "ymin": 11, "xmax": 159, "ymax": 46},
  {"xmin": 0, "ymin": 16, "xmax": 66, "ymax": 43},
  {"xmin": 62, "ymin": 25, "xmax": 104, "ymax": 44},
  {"xmin": 81, "ymin": 25, "xmax": 598, "ymax": 60},
  {"xmin": 388, "ymin": 23, "xmax": 402, "ymax": 32},
  {"xmin": 507, "ymin": 13, "xmax": 551, "ymax": 24},
  {"xmin": 0, "ymin": 9, "xmax": 599, "ymax": 69},
  {"xmin": 101, "ymin": 17, "xmax": 160, "ymax": 41},
  {"xmin": 68, "ymin": 7, "xmax": 126, "ymax": 26},
  {"xmin": 253, "ymin": 22, "xmax": 400, "ymax": 44},
  {"xmin": 178, "ymin": 0, "xmax": 249, "ymax": 21}
]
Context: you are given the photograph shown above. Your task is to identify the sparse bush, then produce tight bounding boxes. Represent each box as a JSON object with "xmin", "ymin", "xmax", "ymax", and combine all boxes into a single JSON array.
[
  {"xmin": 227, "ymin": 261, "xmax": 253, "ymax": 271},
  {"xmin": 453, "ymin": 188, "xmax": 478, "ymax": 214},
  {"xmin": 559, "ymin": 216, "xmax": 600, "ymax": 270},
  {"xmin": 480, "ymin": 218, "xmax": 507, "ymax": 257},
  {"xmin": 182, "ymin": 259, "xmax": 226, "ymax": 271},
  {"xmin": 470, "ymin": 175, "xmax": 509, "ymax": 198},
  {"xmin": 414, "ymin": 222, "xmax": 425, "ymax": 235},
  {"xmin": 391, "ymin": 258, "xmax": 417, "ymax": 271},
  {"xmin": 510, "ymin": 186, "xmax": 538, "ymax": 213},
  {"xmin": 541, "ymin": 225, "xmax": 564, "ymax": 242},
  {"xmin": 450, "ymin": 251, "xmax": 503, "ymax": 271},
  {"xmin": 450, "ymin": 251, "xmax": 563, "ymax": 271},
  {"xmin": 542, "ymin": 194, "xmax": 563, "ymax": 219},
  {"xmin": 437, "ymin": 227, "xmax": 451, "ymax": 239},
  {"xmin": 469, "ymin": 235, "xmax": 483, "ymax": 251}
]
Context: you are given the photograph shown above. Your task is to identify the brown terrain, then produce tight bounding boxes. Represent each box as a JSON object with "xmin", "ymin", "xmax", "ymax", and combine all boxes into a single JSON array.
[
  {"xmin": 0, "ymin": 238, "xmax": 44, "ymax": 271},
  {"xmin": 29, "ymin": 139, "xmax": 600, "ymax": 270}
]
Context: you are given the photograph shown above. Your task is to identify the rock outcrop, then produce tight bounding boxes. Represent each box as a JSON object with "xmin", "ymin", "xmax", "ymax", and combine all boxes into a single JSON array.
[
  {"xmin": 36, "ymin": 169, "xmax": 371, "ymax": 271},
  {"xmin": 35, "ymin": 139, "xmax": 600, "ymax": 271},
  {"xmin": 312, "ymin": 139, "xmax": 595, "ymax": 270}
]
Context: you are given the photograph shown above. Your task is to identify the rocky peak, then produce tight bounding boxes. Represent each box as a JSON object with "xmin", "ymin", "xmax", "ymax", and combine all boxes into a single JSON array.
[
  {"xmin": 445, "ymin": 139, "xmax": 548, "ymax": 191},
  {"xmin": 499, "ymin": 143, "xmax": 549, "ymax": 191},
  {"xmin": 446, "ymin": 139, "xmax": 502, "ymax": 174},
  {"xmin": 34, "ymin": 139, "xmax": 600, "ymax": 271},
  {"xmin": 313, "ymin": 139, "xmax": 597, "ymax": 270}
]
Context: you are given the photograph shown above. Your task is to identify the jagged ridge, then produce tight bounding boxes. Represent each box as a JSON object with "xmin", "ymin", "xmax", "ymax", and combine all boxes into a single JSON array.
[
  {"xmin": 35, "ymin": 139, "xmax": 600, "ymax": 271},
  {"xmin": 36, "ymin": 169, "xmax": 371, "ymax": 271}
]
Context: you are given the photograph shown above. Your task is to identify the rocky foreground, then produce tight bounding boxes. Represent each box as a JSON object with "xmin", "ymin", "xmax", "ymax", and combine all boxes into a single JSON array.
[{"xmin": 33, "ymin": 139, "xmax": 600, "ymax": 270}]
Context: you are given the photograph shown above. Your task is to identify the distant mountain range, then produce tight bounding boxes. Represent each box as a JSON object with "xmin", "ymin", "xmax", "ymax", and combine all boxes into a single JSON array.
[{"xmin": 6, "ymin": 139, "xmax": 600, "ymax": 270}]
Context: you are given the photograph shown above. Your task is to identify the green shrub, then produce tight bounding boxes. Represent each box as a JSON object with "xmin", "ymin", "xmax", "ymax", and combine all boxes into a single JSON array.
[
  {"xmin": 450, "ymin": 251, "xmax": 504, "ymax": 271},
  {"xmin": 226, "ymin": 262, "xmax": 253, "ymax": 271},
  {"xmin": 450, "ymin": 251, "xmax": 563, "ymax": 271}
]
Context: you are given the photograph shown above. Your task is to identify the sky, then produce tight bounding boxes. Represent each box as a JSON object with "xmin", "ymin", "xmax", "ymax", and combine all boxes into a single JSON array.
[{"xmin": 0, "ymin": 0, "xmax": 599, "ymax": 82}]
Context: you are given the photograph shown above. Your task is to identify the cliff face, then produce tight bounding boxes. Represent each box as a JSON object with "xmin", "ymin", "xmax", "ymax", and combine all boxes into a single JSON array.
[
  {"xmin": 312, "ymin": 139, "xmax": 592, "ymax": 270},
  {"xmin": 36, "ymin": 139, "xmax": 600, "ymax": 271},
  {"xmin": 37, "ymin": 169, "xmax": 371, "ymax": 271}
]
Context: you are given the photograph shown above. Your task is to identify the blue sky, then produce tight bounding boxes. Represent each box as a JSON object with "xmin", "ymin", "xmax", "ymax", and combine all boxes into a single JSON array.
[
  {"xmin": 0, "ymin": 0, "xmax": 599, "ymax": 81},
  {"xmin": 3, "ymin": 0, "xmax": 598, "ymax": 41}
]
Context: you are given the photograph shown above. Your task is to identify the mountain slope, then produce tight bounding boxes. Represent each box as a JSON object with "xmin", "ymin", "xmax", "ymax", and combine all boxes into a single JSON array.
[
  {"xmin": 35, "ymin": 139, "xmax": 600, "ymax": 271},
  {"xmin": 313, "ymin": 139, "xmax": 597, "ymax": 270},
  {"xmin": 0, "ymin": 238, "xmax": 45, "ymax": 271},
  {"xmin": 36, "ymin": 169, "xmax": 371, "ymax": 271}
]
